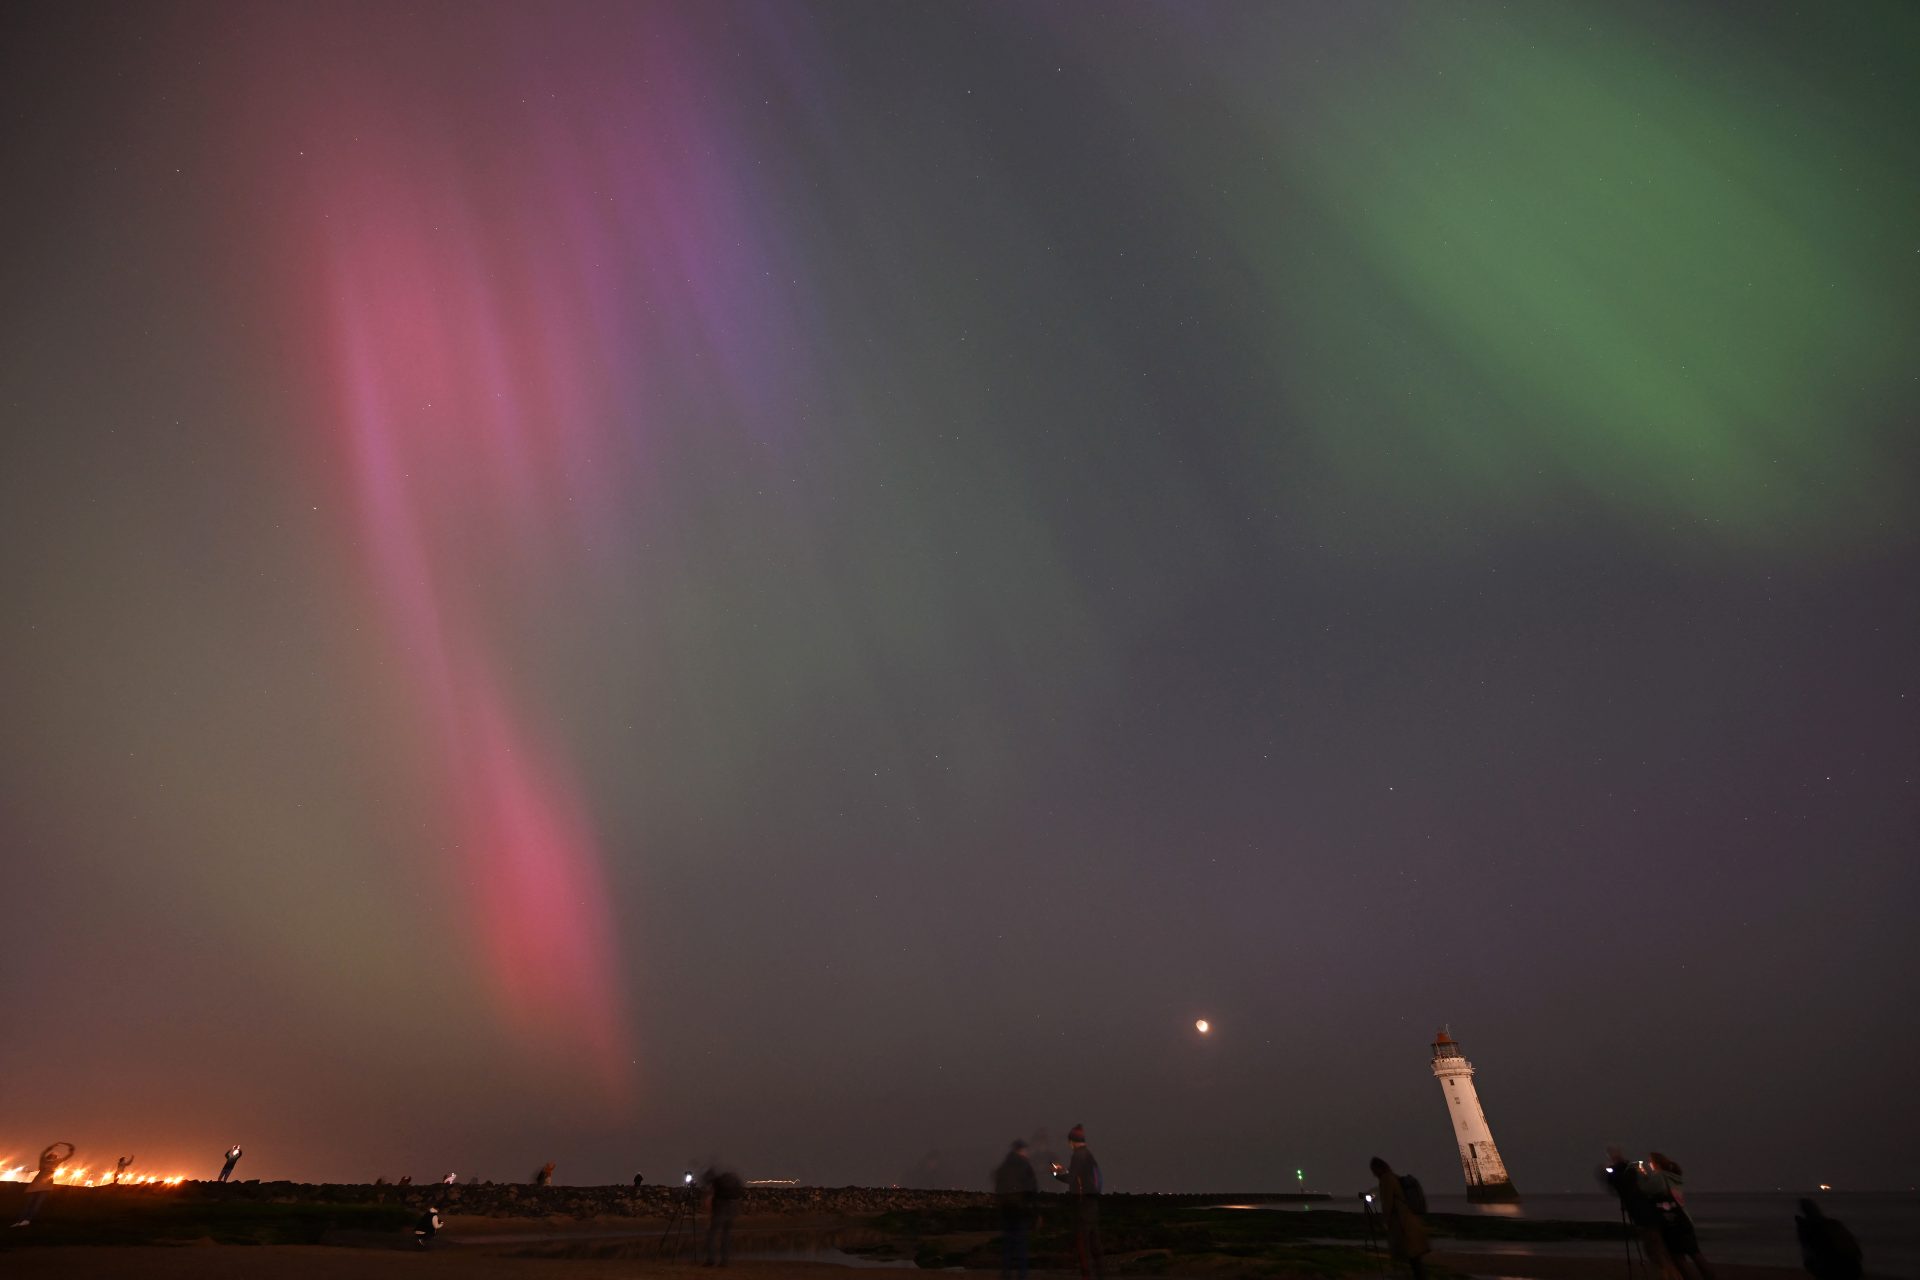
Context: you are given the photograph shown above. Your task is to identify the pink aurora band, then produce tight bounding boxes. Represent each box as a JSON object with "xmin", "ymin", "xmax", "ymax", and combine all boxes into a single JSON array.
[{"xmin": 242, "ymin": 4, "xmax": 812, "ymax": 1101}]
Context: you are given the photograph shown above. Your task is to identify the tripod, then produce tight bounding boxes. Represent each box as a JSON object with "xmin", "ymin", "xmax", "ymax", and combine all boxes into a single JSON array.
[
  {"xmin": 1360, "ymin": 1195, "xmax": 1386, "ymax": 1276},
  {"xmin": 659, "ymin": 1184, "xmax": 700, "ymax": 1257}
]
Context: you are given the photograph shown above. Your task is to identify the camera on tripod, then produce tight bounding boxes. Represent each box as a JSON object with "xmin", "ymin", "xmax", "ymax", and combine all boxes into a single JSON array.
[
  {"xmin": 1355, "ymin": 1188, "xmax": 1382, "ymax": 1255},
  {"xmin": 659, "ymin": 1169, "xmax": 702, "ymax": 1256}
]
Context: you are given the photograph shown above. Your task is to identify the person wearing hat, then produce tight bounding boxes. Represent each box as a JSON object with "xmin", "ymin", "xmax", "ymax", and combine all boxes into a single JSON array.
[
  {"xmin": 1049, "ymin": 1124, "xmax": 1103, "ymax": 1280},
  {"xmin": 993, "ymin": 1139, "xmax": 1039, "ymax": 1280}
]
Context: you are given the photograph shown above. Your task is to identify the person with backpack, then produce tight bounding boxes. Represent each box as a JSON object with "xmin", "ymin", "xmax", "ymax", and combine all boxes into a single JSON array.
[
  {"xmin": 993, "ymin": 1138, "xmax": 1039, "ymax": 1280},
  {"xmin": 1050, "ymin": 1124, "xmax": 1103, "ymax": 1280},
  {"xmin": 1369, "ymin": 1158, "xmax": 1431, "ymax": 1280},
  {"xmin": 1796, "ymin": 1199, "xmax": 1863, "ymax": 1280}
]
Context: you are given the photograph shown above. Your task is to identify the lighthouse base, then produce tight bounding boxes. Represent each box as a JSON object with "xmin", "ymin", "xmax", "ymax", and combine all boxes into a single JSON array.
[{"xmin": 1466, "ymin": 1181, "xmax": 1522, "ymax": 1204}]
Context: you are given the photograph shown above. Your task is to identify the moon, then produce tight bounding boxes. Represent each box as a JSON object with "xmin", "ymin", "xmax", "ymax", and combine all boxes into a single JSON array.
[{"xmin": 1195, "ymin": 1018, "xmax": 1211, "ymax": 1034}]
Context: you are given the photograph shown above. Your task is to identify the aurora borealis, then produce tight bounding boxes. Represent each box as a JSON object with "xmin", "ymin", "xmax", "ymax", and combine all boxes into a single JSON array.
[{"xmin": 1, "ymin": 1, "xmax": 1915, "ymax": 1191}]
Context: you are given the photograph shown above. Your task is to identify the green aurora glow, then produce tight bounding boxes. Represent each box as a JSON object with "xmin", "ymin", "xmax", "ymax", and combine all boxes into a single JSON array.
[{"xmin": 1175, "ymin": 4, "xmax": 1918, "ymax": 549}]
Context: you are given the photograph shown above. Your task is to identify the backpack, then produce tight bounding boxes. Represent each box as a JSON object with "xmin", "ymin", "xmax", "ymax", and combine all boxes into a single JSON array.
[{"xmin": 1399, "ymin": 1175, "xmax": 1428, "ymax": 1215}]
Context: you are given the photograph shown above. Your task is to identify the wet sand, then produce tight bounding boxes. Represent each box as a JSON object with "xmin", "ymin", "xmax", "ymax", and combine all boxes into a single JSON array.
[
  {"xmin": 1432, "ymin": 1255, "xmax": 1806, "ymax": 1280},
  {"xmin": 0, "ymin": 1206, "xmax": 1830, "ymax": 1280},
  {"xmin": 0, "ymin": 1246, "xmax": 862, "ymax": 1279},
  {"xmin": 0, "ymin": 1242, "xmax": 1817, "ymax": 1280}
]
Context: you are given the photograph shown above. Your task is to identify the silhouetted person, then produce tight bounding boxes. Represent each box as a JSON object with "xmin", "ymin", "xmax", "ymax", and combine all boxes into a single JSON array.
[
  {"xmin": 703, "ymin": 1167, "xmax": 744, "ymax": 1266},
  {"xmin": 634, "ymin": 1172, "xmax": 646, "ymax": 1188},
  {"xmin": 534, "ymin": 1161, "xmax": 555, "ymax": 1186},
  {"xmin": 1643, "ymin": 1153, "xmax": 1715, "ymax": 1280},
  {"xmin": 1369, "ymin": 1158, "xmax": 1430, "ymax": 1280},
  {"xmin": 1796, "ymin": 1199, "xmax": 1862, "ymax": 1280},
  {"xmin": 218, "ymin": 1145, "xmax": 243, "ymax": 1182},
  {"xmin": 1605, "ymin": 1146, "xmax": 1678, "ymax": 1280},
  {"xmin": 414, "ymin": 1205, "xmax": 443, "ymax": 1248},
  {"xmin": 993, "ymin": 1139, "xmax": 1039, "ymax": 1280},
  {"xmin": 114, "ymin": 1155, "xmax": 134, "ymax": 1184},
  {"xmin": 10, "ymin": 1142, "xmax": 74, "ymax": 1227},
  {"xmin": 1050, "ymin": 1124, "xmax": 1103, "ymax": 1280}
]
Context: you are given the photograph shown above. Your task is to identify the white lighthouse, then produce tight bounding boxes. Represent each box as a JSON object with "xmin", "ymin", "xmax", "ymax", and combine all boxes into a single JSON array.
[{"xmin": 1430, "ymin": 1029, "xmax": 1520, "ymax": 1203}]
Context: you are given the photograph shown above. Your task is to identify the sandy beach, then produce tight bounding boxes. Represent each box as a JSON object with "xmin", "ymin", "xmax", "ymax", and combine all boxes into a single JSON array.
[
  {"xmin": 0, "ymin": 1246, "xmax": 852, "ymax": 1279},
  {"xmin": 0, "ymin": 1241, "xmax": 1822, "ymax": 1280},
  {"xmin": 1429, "ymin": 1256, "xmax": 1806, "ymax": 1280},
  {"xmin": 3, "ymin": 1186, "xmax": 1898, "ymax": 1279},
  {"xmin": 0, "ymin": 1207, "xmax": 1829, "ymax": 1280}
]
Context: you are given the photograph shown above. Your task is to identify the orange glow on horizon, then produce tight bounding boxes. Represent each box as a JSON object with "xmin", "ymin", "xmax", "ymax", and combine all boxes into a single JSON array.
[{"xmin": 0, "ymin": 1159, "xmax": 186, "ymax": 1188}]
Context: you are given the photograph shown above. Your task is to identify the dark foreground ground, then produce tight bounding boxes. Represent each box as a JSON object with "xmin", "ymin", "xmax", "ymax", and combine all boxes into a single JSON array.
[{"xmin": 0, "ymin": 1182, "xmax": 1820, "ymax": 1280}]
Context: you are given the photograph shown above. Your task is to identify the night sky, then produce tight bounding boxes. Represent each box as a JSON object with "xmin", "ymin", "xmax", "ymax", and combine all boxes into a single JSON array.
[{"xmin": 2, "ymin": 1, "xmax": 1916, "ymax": 1193}]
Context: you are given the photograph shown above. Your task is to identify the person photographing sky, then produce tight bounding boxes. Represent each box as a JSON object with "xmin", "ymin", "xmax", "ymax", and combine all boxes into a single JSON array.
[
  {"xmin": 993, "ymin": 1138, "xmax": 1038, "ymax": 1280},
  {"xmin": 1050, "ymin": 1124, "xmax": 1103, "ymax": 1280},
  {"xmin": 1369, "ymin": 1157, "xmax": 1431, "ymax": 1280}
]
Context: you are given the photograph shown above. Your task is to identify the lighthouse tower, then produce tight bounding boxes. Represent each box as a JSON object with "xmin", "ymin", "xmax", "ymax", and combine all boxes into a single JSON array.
[{"xmin": 1430, "ymin": 1029, "xmax": 1520, "ymax": 1203}]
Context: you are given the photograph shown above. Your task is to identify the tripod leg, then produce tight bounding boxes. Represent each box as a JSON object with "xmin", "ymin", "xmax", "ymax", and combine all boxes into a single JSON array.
[{"xmin": 661, "ymin": 1198, "xmax": 687, "ymax": 1255}]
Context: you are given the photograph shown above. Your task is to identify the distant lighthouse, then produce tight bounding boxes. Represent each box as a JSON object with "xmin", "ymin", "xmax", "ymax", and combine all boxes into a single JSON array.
[{"xmin": 1430, "ymin": 1029, "xmax": 1520, "ymax": 1203}]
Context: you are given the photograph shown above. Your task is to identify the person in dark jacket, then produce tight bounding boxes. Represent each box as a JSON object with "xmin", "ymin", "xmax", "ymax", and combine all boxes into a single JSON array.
[
  {"xmin": 993, "ymin": 1139, "xmax": 1039, "ymax": 1280},
  {"xmin": 414, "ymin": 1205, "xmax": 444, "ymax": 1247},
  {"xmin": 1642, "ymin": 1153, "xmax": 1715, "ymax": 1280},
  {"xmin": 703, "ymin": 1166, "xmax": 745, "ymax": 1266},
  {"xmin": 1050, "ymin": 1124, "xmax": 1103, "ymax": 1280},
  {"xmin": 1369, "ymin": 1158, "xmax": 1431, "ymax": 1280},
  {"xmin": 1605, "ymin": 1147, "xmax": 1679, "ymax": 1280},
  {"xmin": 218, "ymin": 1144, "xmax": 244, "ymax": 1183},
  {"xmin": 1796, "ymin": 1200, "xmax": 1863, "ymax": 1280}
]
